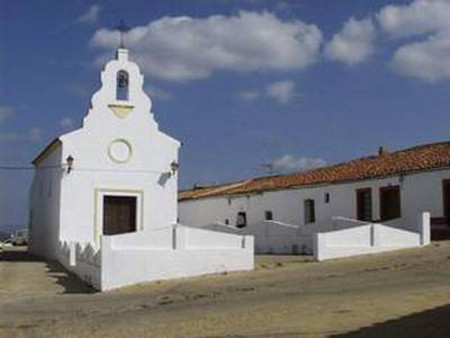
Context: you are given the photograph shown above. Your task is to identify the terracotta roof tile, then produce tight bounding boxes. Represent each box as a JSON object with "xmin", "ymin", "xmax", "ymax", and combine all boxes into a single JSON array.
[{"xmin": 179, "ymin": 141, "xmax": 450, "ymax": 201}]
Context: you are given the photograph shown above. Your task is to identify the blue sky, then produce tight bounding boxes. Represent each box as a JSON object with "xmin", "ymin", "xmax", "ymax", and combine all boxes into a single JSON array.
[{"xmin": 1, "ymin": 0, "xmax": 450, "ymax": 230}]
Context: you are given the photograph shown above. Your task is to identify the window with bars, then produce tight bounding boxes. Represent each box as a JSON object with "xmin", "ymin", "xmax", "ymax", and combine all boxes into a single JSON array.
[{"xmin": 304, "ymin": 199, "xmax": 315, "ymax": 224}]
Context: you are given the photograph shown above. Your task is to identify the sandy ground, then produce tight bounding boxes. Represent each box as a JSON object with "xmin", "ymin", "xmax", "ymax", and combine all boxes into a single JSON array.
[{"xmin": 1, "ymin": 243, "xmax": 450, "ymax": 338}]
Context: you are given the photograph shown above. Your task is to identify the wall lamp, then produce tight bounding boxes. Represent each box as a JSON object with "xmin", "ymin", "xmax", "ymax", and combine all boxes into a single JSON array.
[
  {"xmin": 66, "ymin": 155, "xmax": 74, "ymax": 173},
  {"xmin": 170, "ymin": 161, "xmax": 179, "ymax": 176}
]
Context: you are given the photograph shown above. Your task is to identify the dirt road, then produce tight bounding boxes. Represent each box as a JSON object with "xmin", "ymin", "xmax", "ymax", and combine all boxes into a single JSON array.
[{"xmin": 1, "ymin": 243, "xmax": 450, "ymax": 337}]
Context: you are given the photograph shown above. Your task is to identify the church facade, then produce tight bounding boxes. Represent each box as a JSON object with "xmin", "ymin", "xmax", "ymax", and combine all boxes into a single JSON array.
[{"xmin": 29, "ymin": 48, "xmax": 253, "ymax": 291}]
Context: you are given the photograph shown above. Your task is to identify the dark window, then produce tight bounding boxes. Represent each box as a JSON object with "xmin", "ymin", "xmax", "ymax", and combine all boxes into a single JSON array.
[
  {"xmin": 324, "ymin": 193, "xmax": 330, "ymax": 204},
  {"xmin": 442, "ymin": 180, "xmax": 450, "ymax": 225},
  {"xmin": 116, "ymin": 70, "xmax": 129, "ymax": 101},
  {"xmin": 103, "ymin": 196, "xmax": 137, "ymax": 235},
  {"xmin": 304, "ymin": 199, "xmax": 315, "ymax": 224},
  {"xmin": 356, "ymin": 188, "xmax": 372, "ymax": 221},
  {"xmin": 236, "ymin": 212, "xmax": 247, "ymax": 228},
  {"xmin": 265, "ymin": 211, "xmax": 273, "ymax": 221},
  {"xmin": 225, "ymin": 219, "xmax": 229, "ymax": 225},
  {"xmin": 380, "ymin": 186, "xmax": 401, "ymax": 221}
]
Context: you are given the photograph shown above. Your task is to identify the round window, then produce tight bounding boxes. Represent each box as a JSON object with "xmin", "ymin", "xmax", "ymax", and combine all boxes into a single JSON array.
[{"xmin": 108, "ymin": 139, "xmax": 132, "ymax": 163}]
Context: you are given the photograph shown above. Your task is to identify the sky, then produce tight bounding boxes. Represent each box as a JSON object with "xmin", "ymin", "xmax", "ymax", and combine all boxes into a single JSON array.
[{"xmin": 1, "ymin": 0, "xmax": 450, "ymax": 230}]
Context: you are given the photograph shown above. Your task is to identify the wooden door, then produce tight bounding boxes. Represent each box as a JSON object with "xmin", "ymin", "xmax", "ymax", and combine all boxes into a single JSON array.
[
  {"xmin": 443, "ymin": 180, "xmax": 450, "ymax": 226},
  {"xmin": 356, "ymin": 188, "xmax": 372, "ymax": 221},
  {"xmin": 103, "ymin": 196, "xmax": 137, "ymax": 235},
  {"xmin": 380, "ymin": 186, "xmax": 401, "ymax": 221}
]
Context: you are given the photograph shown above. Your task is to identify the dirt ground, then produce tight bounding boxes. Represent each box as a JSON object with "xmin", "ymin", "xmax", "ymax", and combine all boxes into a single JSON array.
[{"xmin": 1, "ymin": 243, "xmax": 450, "ymax": 338}]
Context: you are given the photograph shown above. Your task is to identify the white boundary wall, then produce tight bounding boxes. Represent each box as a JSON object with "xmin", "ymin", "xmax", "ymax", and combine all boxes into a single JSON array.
[
  {"xmin": 201, "ymin": 221, "xmax": 313, "ymax": 254},
  {"xmin": 314, "ymin": 212, "xmax": 430, "ymax": 261},
  {"xmin": 59, "ymin": 225, "xmax": 254, "ymax": 291}
]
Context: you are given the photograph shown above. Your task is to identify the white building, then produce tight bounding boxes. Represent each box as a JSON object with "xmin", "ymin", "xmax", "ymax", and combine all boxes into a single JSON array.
[
  {"xmin": 29, "ymin": 47, "xmax": 253, "ymax": 291},
  {"xmin": 178, "ymin": 143, "xmax": 449, "ymax": 255}
]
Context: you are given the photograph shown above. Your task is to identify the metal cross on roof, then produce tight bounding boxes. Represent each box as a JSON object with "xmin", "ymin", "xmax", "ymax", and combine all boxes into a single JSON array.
[{"xmin": 116, "ymin": 20, "xmax": 130, "ymax": 49}]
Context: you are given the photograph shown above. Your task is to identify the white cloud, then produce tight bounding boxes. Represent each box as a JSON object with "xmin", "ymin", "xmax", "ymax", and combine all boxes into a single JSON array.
[
  {"xmin": 145, "ymin": 85, "xmax": 172, "ymax": 101},
  {"xmin": 377, "ymin": 0, "xmax": 450, "ymax": 38},
  {"xmin": 59, "ymin": 117, "xmax": 75, "ymax": 129},
  {"xmin": 78, "ymin": 4, "xmax": 101, "ymax": 24},
  {"xmin": 272, "ymin": 154, "xmax": 328, "ymax": 173},
  {"xmin": 237, "ymin": 90, "xmax": 260, "ymax": 102},
  {"xmin": 392, "ymin": 33, "xmax": 450, "ymax": 82},
  {"xmin": 375, "ymin": 0, "xmax": 450, "ymax": 82},
  {"xmin": 0, "ymin": 128, "xmax": 42, "ymax": 143},
  {"xmin": 91, "ymin": 11, "xmax": 323, "ymax": 81},
  {"xmin": 237, "ymin": 80, "xmax": 299, "ymax": 104},
  {"xmin": 0, "ymin": 106, "xmax": 14, "ymax": 124},
  {"xmin": 266, "ymin": 80, "xmax": 297, "ymax": 104},
  {"xmin": 325, "ymin": 17, "xmax": 376, "ymax": 65}
]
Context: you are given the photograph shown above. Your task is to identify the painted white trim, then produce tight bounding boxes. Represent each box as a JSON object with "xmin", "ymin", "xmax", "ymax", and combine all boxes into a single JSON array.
[{"xmin": 94, "ymin": 188, "xmax": 144, "ymax": 246}]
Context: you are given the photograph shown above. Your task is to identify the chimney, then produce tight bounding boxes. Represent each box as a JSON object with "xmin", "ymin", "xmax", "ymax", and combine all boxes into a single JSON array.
[{"xmin": 378, "ymin": 146, "xmax": 389, "ymax": 156}]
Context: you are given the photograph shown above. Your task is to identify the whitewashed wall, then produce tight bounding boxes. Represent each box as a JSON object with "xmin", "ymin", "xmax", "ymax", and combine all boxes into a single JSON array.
[
  {"xmin": 314, "ymin": 212, "xmax": 430, "ymax": 261},
  {"xmin": 100, "ymin": 225, "xmax": 253, "ymax": 291},
  {"xmin": 29, "ymin": 146, "xmax": 63, "ymax": 259},
  {"xmin": 179, "ymin": 169, "xmax": 450, "ymax": 239},
  {"xmin": 203, "ymin": 221, "xmax": 314, "ymax": 254},
  {"xmin": 30, "ymin": 48, "xmax": 180, "ymax": 259},
  {"xmin": 58, "ymin": 49, "xmax": 180, "ymax": 246}
]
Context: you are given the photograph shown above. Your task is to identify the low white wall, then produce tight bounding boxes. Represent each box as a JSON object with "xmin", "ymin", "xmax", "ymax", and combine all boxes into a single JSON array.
[
  {"xmin": 314, "ymin": 212, "xmax": 430, "ymax": 261},
  {"xmin": 57, "ymin": 241, "xmax": 101, "ymax": 289},
  {"xmin": 201, "ymin": 220, "xmax": 313, "ymax": 254},
  {"xmin": 245, "ymin": 221, "xmax": 313, "ymax": 254},
  {"xmin": 99, "ymin": 225, "xmax": 253, "ymax": 291}
]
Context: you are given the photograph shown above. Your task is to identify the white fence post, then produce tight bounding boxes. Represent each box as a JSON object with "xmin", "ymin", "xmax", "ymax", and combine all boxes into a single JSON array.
[
  {"xmin": 370, "ymin": 224, "xmax": 375, "ymax": 247},
  {"xmin": 173, "ymin": 225, "xmax": 186, "ymax": 250},
  {"xmin": 420, "ymin": 212, "xmax": 431, "ymax": 246},
  {"xmin": 69, "ymin": 242, "xmax": 76, "ymax": 267},
  {"xmin": 313, "ymin": 232, "xmax": 326, "ymax": 261}
]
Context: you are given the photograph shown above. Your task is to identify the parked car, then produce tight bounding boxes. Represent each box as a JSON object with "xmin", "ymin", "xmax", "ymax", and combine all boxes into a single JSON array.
[{"xmin": 12, "ymin": 229, "xmax": 28, "ymax": 246}]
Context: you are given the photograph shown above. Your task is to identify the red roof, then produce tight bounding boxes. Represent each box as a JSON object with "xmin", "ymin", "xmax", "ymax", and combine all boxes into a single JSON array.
[{"xmin": 179, "ymin": 141, "xmax": 450, "ymax": 201}]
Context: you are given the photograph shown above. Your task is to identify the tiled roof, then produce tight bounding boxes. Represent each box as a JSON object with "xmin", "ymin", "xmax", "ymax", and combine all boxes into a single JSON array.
[{"xmin": 179, "ymin": 141, "xmax": 450, "ymax": 201}]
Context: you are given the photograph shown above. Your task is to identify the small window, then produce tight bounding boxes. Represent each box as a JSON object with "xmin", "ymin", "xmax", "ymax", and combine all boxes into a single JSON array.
[
  {"xmin": 265, "ymin": 211, "xmax": 273, "ymax": 221},
  {"xmin": 304, "ymin": 199, "xmax": 315, "ymax": 224},
  {"xmin": 225, "ymin": 219, "xmax": 229, "ymax": 225},
  {"xmin": 116, "ymin": 70, "xmax": 129, "ymax": 101},
  {"xmin": 356, "ymin": 188, "xmax": 372, "ymax": 221},
  {"xmin": 380, "ymin": 186, "xmax": 401, "ymax": 221},
  {"xmin": 324, "ymin": 193, "xmax": 330, "ymax": 204},
  {"xmin": 236, "ymin": 212, "xmax": 247, "ymax": 228}
]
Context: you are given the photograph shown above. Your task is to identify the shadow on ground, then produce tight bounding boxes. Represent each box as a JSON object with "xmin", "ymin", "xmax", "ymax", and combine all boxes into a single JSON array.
[
  {"xmin": 45, "ymin": 261, "xmax": 96, "ymax": 295},
  {"xmin": 333, "ymin": 304, "xmax": 450, "ymax": 337},
  {"xmin": 0, "ymin": 247, "xmax": 95, "ymax": 295}
]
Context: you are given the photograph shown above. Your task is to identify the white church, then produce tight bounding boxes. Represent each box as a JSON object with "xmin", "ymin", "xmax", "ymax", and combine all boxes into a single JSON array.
[
  {"xmin": 28, "ymin": 46, "xmax": 253, "ymax": 291},
  {"xmin": 29, "ymin": 37, "xmax": 435, "ymax": 289}
]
